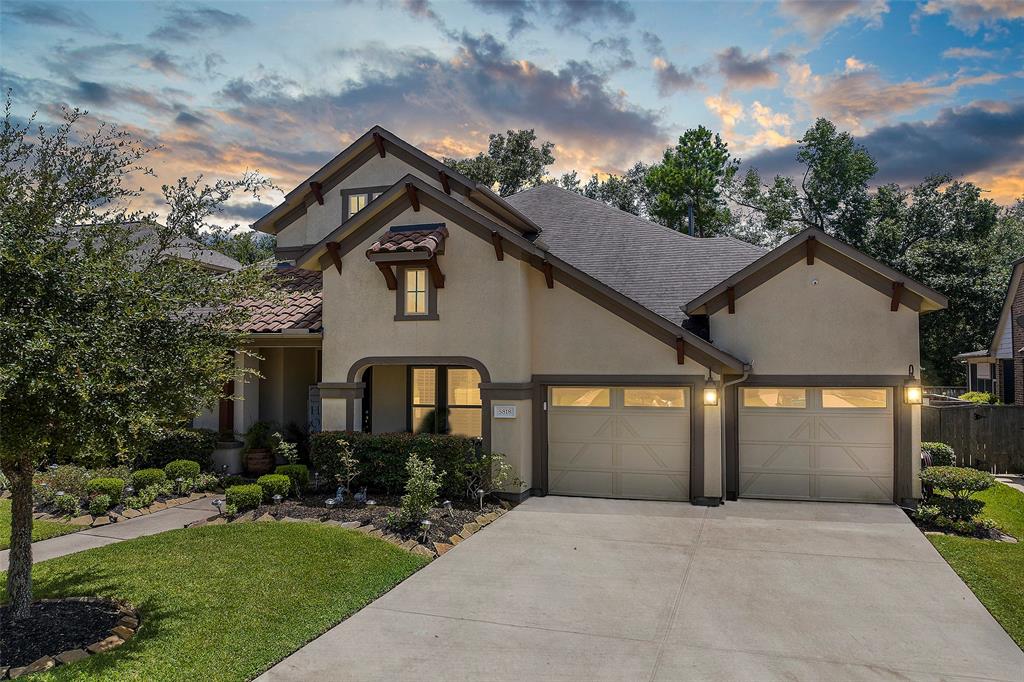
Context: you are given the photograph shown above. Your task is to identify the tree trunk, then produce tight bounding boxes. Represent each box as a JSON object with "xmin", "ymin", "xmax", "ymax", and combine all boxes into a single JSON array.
[{"xmin": 6, "ymin": 458, "xmax": 34, "ymax": 620}]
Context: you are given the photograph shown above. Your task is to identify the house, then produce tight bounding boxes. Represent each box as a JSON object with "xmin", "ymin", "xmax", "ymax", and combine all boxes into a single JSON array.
[
  {"xmin": 954, "ymin": 256, "xmax": 1023, "ymax": 404},
  {"xmin": 233, "ymin": 125, "xmax": 947, "ymax": 507}
]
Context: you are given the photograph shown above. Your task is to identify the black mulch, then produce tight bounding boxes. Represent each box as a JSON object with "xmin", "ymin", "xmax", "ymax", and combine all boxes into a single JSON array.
[
  {"xmin": 0, "ymin": 600, "xmax": 121, "ymax": 668},
  {"xmin": 251, "ymin": 493, "xmax": 507, "ymax": 543}
]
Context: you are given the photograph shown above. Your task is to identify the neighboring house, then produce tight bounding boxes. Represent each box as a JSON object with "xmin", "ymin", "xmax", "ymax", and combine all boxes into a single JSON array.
[
  {"xmin": 954, "ymin": 256, "xmax": 1023, "ymax": 404},
  {"xmin": 128, "ymin": 222, "xmax": 243, "ymax": 274},
  {"xmin": 235, "ymin": 126, "xmax": 946, "ymax": 507}
]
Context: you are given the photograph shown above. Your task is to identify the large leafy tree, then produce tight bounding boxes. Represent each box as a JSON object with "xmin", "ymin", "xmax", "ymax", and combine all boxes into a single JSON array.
[
  {"xmin": 444, "ymin": 129, "xmax": 554, "ymax": 196},
  {"xmin": 558, "ymin": 162, "xmax": 654, "ymax": 218},
  {"xmin": 729, "ymin": 118, "xmax": 876, "ymax": 246},
  {"xmin": 202, "ymin": 226, "xmax": 276, "ymax": 265},
  {"xmin": 0, "ymin": 100, "xmax": 273, "ymax": 618},
  {"xmin": 646, "ymin": 126, "xmax": 739, "ymax": 236}
]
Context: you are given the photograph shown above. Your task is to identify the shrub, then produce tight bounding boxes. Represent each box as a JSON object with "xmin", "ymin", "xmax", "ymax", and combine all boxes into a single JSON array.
[
  {"xmin": 272, "ymin": 433, "xmax": 300, "ymax": 464},
  {"xmin": 959, "ymin": 391, "xmax": 997, "ymax": 405},
  {"xmin": 465, "ymin": 451, "xmax": 524, "ymax": 499},
  {"xmin": 188, "ymin": 473, "xmax": 220, "ymax": 492},
  {"xmin": 919, "ymin": 466, "xmax": 995, "ymax": 500},
  {"xmin": 391, "ymin": 454, "xmax": 443, "ymax": 526},
  {"xmin": 256, "ymin": 474, "xmax": 291, "ymax": 501},
  {"xmin": 124, "ymin": 484, "xmax": 160, "ymax": 510},
  {"xmin": 921, "ymin": 442, "xmax": 955, "ymax": 467},
  {"xmin": 222, "ymin": 475, "xmax": 247, "ymax": 488},
  {"xmin": 142, "ymin": 428, "xmax": 218, "ymax": 469},
  {"xmin": 310, "ymin": 431, "xmax": 479, "ymax": 497},
  {"xmin": 89, "ymin": 494, "xmax": 112, "ymax": 516},
  {"xmin": 226, "ymin": 484, "xmax": 263, "ymax": 512},
  {"xmin": 130, "ymin": 468, "xmax": 167, "ymax": 490},
  {"xmin": 34, "ymin": 465, "xmax": 91, "ymax": 502},
  {"xmin": 86, "ymin": 477, "xmax": 125, "ymax": 504},
  {"xmin": 244, "ymin": 421, "xmax": 276, "ymax": 451},
  {"xmin": 53, "ymin": 493, "xmax": 79, "ymax": 517},
  {"xmin": 275, "ymin": 464, "xmax": 309, "ymax": 495},
  {"xmin": 165, "ymin": 459, "xmax": 201, "ymax": 481}
]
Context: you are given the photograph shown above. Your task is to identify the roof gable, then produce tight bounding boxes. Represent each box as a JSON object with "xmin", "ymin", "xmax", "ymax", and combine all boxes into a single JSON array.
[{"xmin": 989, "ymin": 257, "xmax": 1023, "ymax": 357}]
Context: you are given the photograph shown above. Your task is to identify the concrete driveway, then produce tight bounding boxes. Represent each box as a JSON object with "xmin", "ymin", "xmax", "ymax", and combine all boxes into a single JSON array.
[{"xmin": 260, "ymin": 497, "xmax": 1024, "ymax": 681}]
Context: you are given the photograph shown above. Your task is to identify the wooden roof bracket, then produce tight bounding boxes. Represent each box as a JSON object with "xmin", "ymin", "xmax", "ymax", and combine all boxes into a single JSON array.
[
  {"xmin": 727, "ymin": 286, "xmax": 736, "ymax": 314},
  {"xmin": 309, "ymin": 181, "xmax": 324, "ymax": 206},
  {"xmin": 542, "ymin": 260, "xmax": 554, "ymax": 288},
  {"xmin": 372, "ymin": 132, "xmax": 386, "ymax": 158},
  {"xmin": 376, "ymin": 262, "xmax": 397, "ymax": 290},
  {"xmin": 491, "ymin": 232, "xmax": 504, "ymax": 261},
  {"xmin": 325, "ymin": 242, "xmax": 342, "ymax": 273},
  {"xmin": 676, "ymin": 338, "xmax": 686, "ymax": 365},
  {"xmin": 891, "ymin": 281, "xmax": 904, "ymax": 311},
  {"xmin": 806, "ymin": 235, "xmax": 816, "ymax": 265},
  {"xmin": 405, "ymin": 183, "xmax": 420, "ymax": 211},
  {"xmin": 438, "ymin": 171, "xmax": 451, "ymax": 195},
  {"xmin": 427, "ymin": 257, "xmax": 445, "ymax": 289}
]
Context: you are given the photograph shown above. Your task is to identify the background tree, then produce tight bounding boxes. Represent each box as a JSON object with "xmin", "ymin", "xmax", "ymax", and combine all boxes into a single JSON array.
[
  {"xmin": 202, "ymin": 226, "xmax": 276, "ymax": 265},
  {"xmin": 444, "ymin": 129, "xmax": 554, "ymax": 196},
  {"xmin": 0, "ymin": 99, "xmax": 273, "ymax": 619},
  {"xmin": 646, "ymin": 126, "xmax": 739, "ymax": 236},
  {"xmin": 557, "ymin": 162, "xmax": 654, "ymax": 218}
]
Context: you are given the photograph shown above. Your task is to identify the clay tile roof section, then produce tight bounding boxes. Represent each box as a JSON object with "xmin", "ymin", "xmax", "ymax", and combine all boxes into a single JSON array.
[
  {"xmin": 238, "ymin": 265, "xmax": 323, "ymax": 334},
  {"xmin": 366, "ymin": 223, "xmax": 449, "ymax": 259}
]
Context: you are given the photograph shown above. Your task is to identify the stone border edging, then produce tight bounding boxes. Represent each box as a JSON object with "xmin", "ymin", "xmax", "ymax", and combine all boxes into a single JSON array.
[
  {"xmin": 1, "ymin": 597, "xmax": 140, "ymax": 679},
  {"xmin": 28, "ymin": 493, "xmax": 216, "ymax": 530},
  {"xmin": 185, "ymin": 506, "xmax": 510, "ymax": 560}
]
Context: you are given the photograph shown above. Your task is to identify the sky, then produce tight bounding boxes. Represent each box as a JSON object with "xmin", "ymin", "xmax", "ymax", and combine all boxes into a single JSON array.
[{"xmin": 2, "ymin": 0, "xmax": 1023, "ymax": 225}]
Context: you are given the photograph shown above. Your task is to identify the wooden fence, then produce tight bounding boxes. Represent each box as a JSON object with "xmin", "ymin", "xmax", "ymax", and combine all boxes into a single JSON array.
[{"xmin": 922, "ymin": 404, "xmax": 1024, "ymax": 473}]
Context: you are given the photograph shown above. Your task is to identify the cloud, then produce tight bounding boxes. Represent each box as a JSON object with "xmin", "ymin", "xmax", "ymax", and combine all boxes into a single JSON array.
[
  {"xmin": 467, "ymin": 0, "xmax": 635, "ymax": 36},
  {"xmin": 174, "ymin": 110, "xmax": 209, "ymax": 128},
  {"xmin": 42, "ymin": 43, "xmax": 191, "ymax": 81},
  {"xmin": 750, "ymin": 101, "xmax": 791, "ymax": 129},
  {"xmin": 640, "ymin": 31, "xmax": 664, "ymax": 56},
  {"xmin": 942, "ymin": 46, "xmax": 999, "ymax": 59},
  {"xmin": 220, "ymin": 201, "xmax": 277, "ymax": 222},
  {"xmin": 652, "ymin": 57, "xmax": 704, "ymax": 96},
  {"xmin": 716, "ymin": 46, "xmax": 791, "ymax": 89},
  {"xmin": 1, "ymin": 1, "xmax": 94, "ymax": 30},
  {"xmin": 148, "ymin": 6, "xmax": 252, "ymax": 42},
  {"xmin": 778, "ymin": 0, "xmax": 889, "ymax": 38},
  {"xmin": 590, "ymin": 36, "xmax": 635, "ymax": 71},
  {"xmin": 705, "ymin": 93, "xmax": 744, "ymax": 135},
  {"xmin": 844, "ymin": 56, "xmax": 868, "ymax": 72},
  {"xmin": 742, "ymin": 99, "xmax": 1024, "ymax": 202},
  {"xmin": 918, "ymin": 0, "xmax": 1024, "ymax": 35}
]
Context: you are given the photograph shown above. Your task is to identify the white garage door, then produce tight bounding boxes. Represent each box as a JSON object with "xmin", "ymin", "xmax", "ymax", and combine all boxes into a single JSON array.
[
  {"xmin": 548, "ymin": 386, "xmax": 690, "ymax": 501},
  {"xmin": 739, "ymin": 387, "xmax": 894, "ymax": 503}
]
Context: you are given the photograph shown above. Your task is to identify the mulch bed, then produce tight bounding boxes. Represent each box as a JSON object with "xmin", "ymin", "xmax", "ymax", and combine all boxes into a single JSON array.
[
  {"xmin": 253, "ymin": 494, "xmax": 506, "ymax": 544},
  {"xmin": 0, "ymin": 600, "xmax": 120, "ymax": 668}
]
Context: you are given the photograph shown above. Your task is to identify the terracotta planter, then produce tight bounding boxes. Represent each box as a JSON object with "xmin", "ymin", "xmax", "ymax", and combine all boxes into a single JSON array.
[{"xmin": 244, "ymin": 448, "xmax": 274, "ymax": 476}]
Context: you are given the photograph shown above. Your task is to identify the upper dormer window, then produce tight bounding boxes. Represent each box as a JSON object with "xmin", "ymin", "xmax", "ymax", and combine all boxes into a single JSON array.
[{"xmin": 342, "ymin": 187, "xmax": 387, "ymax": 221}]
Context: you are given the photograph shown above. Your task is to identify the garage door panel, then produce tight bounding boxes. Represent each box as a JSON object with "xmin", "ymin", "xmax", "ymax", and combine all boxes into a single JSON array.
[
  {"xmin": 816, "ymin": 474, "xmax": 892, "ymax": 502},
  {"xmin": 548, "ymin": 387, "xmax": 690, "ymax": 502},
  {"xmin": 739, "ymin": 387, "xmax": 894, "ymax": 504},
  {"xmin": 739, "ymin": 414, "xmax": 812, "ymax": 442}
]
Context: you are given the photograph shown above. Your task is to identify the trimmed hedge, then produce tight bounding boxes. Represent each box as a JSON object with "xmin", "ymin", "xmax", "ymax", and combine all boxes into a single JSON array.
[
  {"xmin": 310, "ymin": 431, "xmax": 480, "ymax": 497},
  {"xmin": 141, "ymin": 428, "xmax": 218, "ymax": 470},
  {"xmin": 276, "ymin": 464, "xmax": 310, "ymax": 495},
  {"xmin": 257, "ymin": 474, "xmax": 292, "ymax": 501},
  {"xmin": 959, "ymin": 391, "xmax": 997, "ymax": 405},
  {"xmin": 130, "ymin": 468, "xmax": 167, "ymax": 490},
  {"xmin": 921, "ymin": 442, "xmax": 955, "ymax": 467},
  {"xmin": 86, "ymin": 477, "xmax": 125, "ymax": 504},
  {"xmin": 920, "ymin": 466, "xmax": 995, "ymax": 500},
  {"xmin": 165, "ymin": 459, "xmax": 201, "ymax": 481},
  {"xmin": 226, "ymin": 484, "xmax": 263, "ymax": 512}
]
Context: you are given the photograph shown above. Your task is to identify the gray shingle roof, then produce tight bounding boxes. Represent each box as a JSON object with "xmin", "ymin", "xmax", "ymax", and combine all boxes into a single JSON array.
[{"xmin": 505, "ymin": 184, "xmax": 766, "ymax": 326}]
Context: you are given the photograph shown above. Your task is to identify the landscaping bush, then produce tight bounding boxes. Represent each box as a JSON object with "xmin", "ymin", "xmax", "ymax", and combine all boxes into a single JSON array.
[
  {"xmin": 34, "ymin": 465, "xmax": 91, "ymax": 502},
  {"xmin": 275, "ymin": 464, "xmax": 310, "ymax": 495},
  {"xmin": 89, "ymin": 494, "xmax": 112, "ymax": 516},
  {"xmin": 257, "ymin": 474, "xmax": 292, "ymax": 501},
  {"xmin": 86, "ymin": 477, "xmax": 125, "ymax": 504},
  {"xmin": 53, "ymin": 493, "xmax": 79, "ymax": 517},
  {"xmin": 225, "ymin": 484, "xmax": 263, "ymax": 512},
  {"xmin": 959, "ymin": 391, "xmax": 998, "ymax": 405},
  {"xmin": 920, "ymin": 466, "xmax": 995, "ymax": 500},
  {"xmin": 310, "ymin": 431, "xmax": 479, "ymax": 497},
  {"xmin": 142, "ymin": 427, "xmax": 218, "ymax": 470},
  {"xmin": 124, "ymin": 485, "xmax": 160, "ymax": 510},
  {"xmin": 188, "ymin": 473, "xmax": 220, "ymax": 492},
  {"xmin": 391, "ymin": 454, "xmax": 443, "ymax": 526},
  {"xmin": 921, "ymin": 442, "xmax": 955, "ymax": 467},
  {"xmin": 165, "ymin": 459, "xmax": 202, "ymax": 481},
  {"xmin": 130, "ymin": 468, "xmax": 167, "ymax": 490},
  {"xmin": 222, "ymin": 475, "xmax": 247, "ymax": 488}
]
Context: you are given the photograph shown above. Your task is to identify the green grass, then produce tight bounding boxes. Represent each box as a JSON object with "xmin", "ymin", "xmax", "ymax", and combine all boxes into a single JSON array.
[
  {"xmin": 1, "ymin": 523, "xmax": 428, "ymax": 681},
  {"xmin": 0, "ymin": 499, "xmax": 82, "ymax": 550},
  {"xmin": 929, "ymin": 482, "xmax": 1024, "ymax": 650}
]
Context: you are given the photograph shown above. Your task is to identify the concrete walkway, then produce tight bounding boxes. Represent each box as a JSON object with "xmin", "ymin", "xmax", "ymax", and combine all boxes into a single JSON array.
[
  {"xmin": 997, "ymin": 475, "xmax": 1024, "ymax": 495},
  {"xmin": 0, "ymin": 497, "xmax": 217, "ymax": 571},
  {"xmin": 260, "ymin": 496, "xmax": 1024, "ymax": 682}
]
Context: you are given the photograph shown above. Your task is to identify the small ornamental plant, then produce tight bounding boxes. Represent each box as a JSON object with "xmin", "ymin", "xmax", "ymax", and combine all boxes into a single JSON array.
[
  {"xmin": 915, "ymin": 466, "xmax": 999, "ymax": 537},
  {"xmin": 921, "ymin": 442, "xmax": 955, "ymax": 467},
  {"xmin": 390, "ymin": 454, "xmax": 444, "ymax": 527}
]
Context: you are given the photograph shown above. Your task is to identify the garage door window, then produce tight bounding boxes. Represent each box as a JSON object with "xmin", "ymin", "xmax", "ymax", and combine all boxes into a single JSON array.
[
  {"xmin": 821, "ymin": 388, "xmax": 888, "ymax": 408},
  {"xmin": 742, "ymin": 388, "xmax": 806, "ymax": 408},
  {"xmin": 551, "ymin": 387, "xmax": 610, "ymax": 407},
  {"xmin": 623, "ymin": 388, "xmax": 687, "ymax": 408}
]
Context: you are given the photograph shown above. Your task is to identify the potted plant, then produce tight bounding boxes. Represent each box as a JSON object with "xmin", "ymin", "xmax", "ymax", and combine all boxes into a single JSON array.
[{"xmin": 243, "ymin": 421, "xmax": 276, "ymax": 475}]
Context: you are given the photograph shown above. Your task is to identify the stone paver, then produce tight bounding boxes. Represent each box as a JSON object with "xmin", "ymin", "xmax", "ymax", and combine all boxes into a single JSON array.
[{"xmin": 259, "ymin": 496, "xmax": 1024, "ymax": 682}]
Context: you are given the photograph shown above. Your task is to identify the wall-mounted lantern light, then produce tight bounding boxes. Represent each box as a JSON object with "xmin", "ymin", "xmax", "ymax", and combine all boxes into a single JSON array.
[
  {"xmin": 703, "ymin": 374, "xmax": 719, "ymax": 406},
  {"xmin": 904, "ymin": 365, "xmax": 923, "ymax": 405}
]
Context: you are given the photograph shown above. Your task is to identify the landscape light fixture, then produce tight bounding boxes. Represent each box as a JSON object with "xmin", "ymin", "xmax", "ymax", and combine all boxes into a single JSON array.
[
  {"xmin": 272, "ymin": 494, "xmax": 282, "ymax": 505},
  {"xmin": 442, "ymin": 500, "xmax": 454, "ymax": 519},
  {"xmin": 477, "ymin": 489, "xmax": 485, "ymax": 511},
  {"xmin": 420, "ymin": 519, "xmax": 432, "ymax": 542},
  {"xmin": 213, "ymin": 499, "xmax": 224, "ymax": 516}
]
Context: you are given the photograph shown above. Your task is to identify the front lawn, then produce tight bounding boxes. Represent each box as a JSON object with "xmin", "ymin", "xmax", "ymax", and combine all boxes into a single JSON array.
[
  {"xmin": 929, "ymin": 482, "xmax": 1024, "ymax": 650},
  {"xmin": 0, "ymin": 499, "xmax": 82, "ymax": 550},
  {"xmin": 0, "ymin": 522, "xmax": 428, "ymax": 680}
]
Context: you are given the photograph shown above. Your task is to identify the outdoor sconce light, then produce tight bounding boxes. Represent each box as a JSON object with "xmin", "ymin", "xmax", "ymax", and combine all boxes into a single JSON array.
[
  {"xmin": 703, "ymin": 375, "xmax": 719, "ymax": 406},
  {"xmin": 904, "ymin": 365, "xmax": 923, "ymax": 405}
]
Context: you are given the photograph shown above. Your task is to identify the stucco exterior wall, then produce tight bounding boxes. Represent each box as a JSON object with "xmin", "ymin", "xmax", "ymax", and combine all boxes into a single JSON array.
[
  {"xmin": 371, "ymin": 365, "xmax": 407, "ymax": 432},
  {"xmin": 710, "ymin": 260, "xmax": 920, "ymax": 375},
  {"xmin": 489, "ymin": 398, "xmax": 533, "ymax": 493}
]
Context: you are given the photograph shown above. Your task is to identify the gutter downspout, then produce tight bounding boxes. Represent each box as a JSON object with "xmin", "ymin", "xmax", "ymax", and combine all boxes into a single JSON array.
[{"xmin": 720, "ymin": 367, "xmax": 750, "ymax": 504}]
